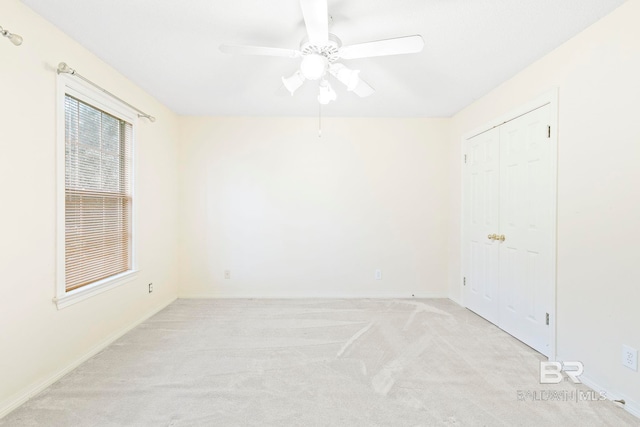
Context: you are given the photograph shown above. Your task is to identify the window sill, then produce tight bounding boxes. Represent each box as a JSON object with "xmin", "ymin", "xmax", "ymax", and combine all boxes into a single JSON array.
[{"xmin": 54, "ymin": 270, "xmax": 139, "ymax": 310}]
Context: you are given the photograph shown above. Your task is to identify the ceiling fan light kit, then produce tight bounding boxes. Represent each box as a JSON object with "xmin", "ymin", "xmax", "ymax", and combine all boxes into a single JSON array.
[{"xmin": 220, "ymin": 0, "xmax": 424, "ymax": 106}]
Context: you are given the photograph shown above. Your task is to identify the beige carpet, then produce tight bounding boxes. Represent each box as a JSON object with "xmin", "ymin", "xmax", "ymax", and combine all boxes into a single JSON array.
[{"xmin": 2, "ymin": 299, "xmax": 637, "ymax": 426}]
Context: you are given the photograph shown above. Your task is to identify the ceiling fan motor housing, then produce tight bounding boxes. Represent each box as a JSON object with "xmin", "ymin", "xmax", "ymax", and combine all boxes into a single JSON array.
[
  {"xmin": 298, "ymin": 33, "xmax": 342, "ymax": 80},
  {"xmin": 300, "ymin": 33, "xmax": 342, "ymax": 63}
]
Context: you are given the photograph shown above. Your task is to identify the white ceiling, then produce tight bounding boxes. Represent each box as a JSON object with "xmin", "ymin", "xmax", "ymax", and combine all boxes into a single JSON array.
[{"xmin": 22, "ymin": 0, "xmax": 625, "ymax": 117}]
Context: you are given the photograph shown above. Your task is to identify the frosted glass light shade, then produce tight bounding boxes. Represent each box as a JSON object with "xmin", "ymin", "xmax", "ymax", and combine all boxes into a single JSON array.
[
  {"xmin": 282, "ymin": 71, "xmax": 305, "ymax": 95},
  {"xmin": 331, "ymin": 64, "xmax": 360, "ymax": 91},
  {"xmin": 318, "ymin": 80, "xmax": 337, "ymax": 105},
  {"xmin": 300, "ymin": 54, "xmax": 328, "ymax": 80}
]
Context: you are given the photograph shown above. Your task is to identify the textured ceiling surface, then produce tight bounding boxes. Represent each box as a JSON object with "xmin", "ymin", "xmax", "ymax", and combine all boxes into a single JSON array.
[{"xmin": 22, "ymin": 0, "xmax": 625, "ymax": 117}]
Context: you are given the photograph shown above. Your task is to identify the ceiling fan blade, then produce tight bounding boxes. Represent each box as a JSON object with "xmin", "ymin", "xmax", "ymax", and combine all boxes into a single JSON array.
[
  {"xmin": 299, "ymin": 0, "xmax": 329, "ymax": 44},
  {"xmin": 220, "ymin": 44, "xmax": 301, "ymax": 58},
  {"xmin": 351, "ymin": 78, "xmax": 375, "ymax": 98},
  {"xmin": 340, "ymin": 35, "xmax": 424, "ymax": 59}
]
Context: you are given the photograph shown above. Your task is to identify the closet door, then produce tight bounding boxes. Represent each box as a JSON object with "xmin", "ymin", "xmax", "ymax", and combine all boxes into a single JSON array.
[
  {"xmin": 463, "ymin": 102, "xmax": 555, "ymax": 357},
  {"xmin": 498, "ymin": 104, "xmax": 553, "ymax": 355},
  {"xmin": 464, "ymin": 128, "xmax": 500, "ymax": 324}
]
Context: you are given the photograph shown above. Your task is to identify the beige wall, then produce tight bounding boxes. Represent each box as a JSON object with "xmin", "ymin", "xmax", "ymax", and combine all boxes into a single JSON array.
[
  {"xmin": 448, "ymin": 0, "xmax": 639, "ymax": 408},
  {"xmin": 179, "ymin": 117, "xmax": 450, "ymax": 298},
  {"xmin": 0, "ymin": 0, "xmax": 181, "ymax": 415}
]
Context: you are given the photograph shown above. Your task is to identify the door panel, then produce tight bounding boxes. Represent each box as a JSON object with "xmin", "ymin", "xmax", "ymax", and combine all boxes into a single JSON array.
[
  {"xmin": 498, "ymin": 105, "xmax": 552, "ymax": 355},
  {"xmin": 464, "ymin": 128, "xmax": 500, "ymax": 324}
]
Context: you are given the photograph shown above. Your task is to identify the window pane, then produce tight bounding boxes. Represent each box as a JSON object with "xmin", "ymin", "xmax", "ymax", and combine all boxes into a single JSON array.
[
  {"xmin": 78, "ymin": 102, "xmax": 101, "ymax": 149},
  {"xmin": 101, "ymin": 114, "xmax": 120, "ymax": 154}
]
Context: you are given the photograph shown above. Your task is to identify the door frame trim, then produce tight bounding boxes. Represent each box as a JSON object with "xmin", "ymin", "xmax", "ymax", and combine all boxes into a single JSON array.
[{"xmin": 461, "ymin": 88, "xmax": 559, "ymax": 360}]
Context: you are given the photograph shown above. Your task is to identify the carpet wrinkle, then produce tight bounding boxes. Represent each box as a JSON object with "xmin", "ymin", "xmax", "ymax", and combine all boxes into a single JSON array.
[
  {"xmin": 2, "ymin": 299, "xmax": 638, "ymax": 426},
  {"xmin": 395, "ymin": 300, "xmax": 452, "ymax": 332},
  {"xmin": 336, "ymin": 321, "xmax": 375, "ymax": 358},
  {"xmin": 371, "ymin": 333, "xmax": 434, "ymax": 396}
]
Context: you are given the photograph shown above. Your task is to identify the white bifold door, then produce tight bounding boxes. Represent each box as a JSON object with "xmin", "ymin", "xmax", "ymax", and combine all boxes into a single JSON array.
[{"xmin": 464, "ymin": 104, "xmax": 556, "ymax": 356}]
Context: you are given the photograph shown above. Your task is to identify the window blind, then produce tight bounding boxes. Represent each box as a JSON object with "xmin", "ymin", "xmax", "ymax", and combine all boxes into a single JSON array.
[{"xmin": 64, "ymin": 95, "xmax": 132, "ymax": 292}]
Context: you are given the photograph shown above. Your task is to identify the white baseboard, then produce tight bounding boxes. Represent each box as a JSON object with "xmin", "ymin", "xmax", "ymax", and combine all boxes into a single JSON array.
[
  {"xmin": 448, "ymin": 295, "xmax": 463, "ymax": 306},
  {"xmin": 178, "ymin": 293, "xmax": 450, "ymax": 299},
  {"xmin": 578, "ymin": 374, "xmax": 640, "ymax": 420},
  {"xmin": 0, "ymin": 297, "xmax": 177, "ymax": 420}
]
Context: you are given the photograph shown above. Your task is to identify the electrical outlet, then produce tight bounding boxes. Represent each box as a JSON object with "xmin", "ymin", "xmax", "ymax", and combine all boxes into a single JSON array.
[
  {"xmin": 224, "ymin": 270, "xmax": 231, "ymax": 280},
  {"xmin": 148, "ymin": 283, "xmax": 153, "ymax": 293},
  {"xmin": 622, "ymin": 345, "xmax": 638, "ymax": 371},
  {"xmin": 375, "ymin": 269, "xmax": 382, "ymax": 280}
]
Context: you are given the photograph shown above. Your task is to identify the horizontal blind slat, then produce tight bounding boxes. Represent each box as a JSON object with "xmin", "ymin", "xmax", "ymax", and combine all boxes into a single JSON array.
[
  {"xmin": 66, "ymin": 260, "xmax": 129, "ymax": 277},
  {"xmin": 66, "ymin": 244, "xmax": 129, "ymax": 258},
  {"xmin": 66, "ymin": 263, "xmax": 129, "ymax": 279}
]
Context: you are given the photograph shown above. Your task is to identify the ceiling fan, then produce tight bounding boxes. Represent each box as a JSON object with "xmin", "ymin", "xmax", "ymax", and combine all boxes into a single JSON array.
[{"xmin": 220, "ymin": 0, "xmax": 424, "ymax": 105}]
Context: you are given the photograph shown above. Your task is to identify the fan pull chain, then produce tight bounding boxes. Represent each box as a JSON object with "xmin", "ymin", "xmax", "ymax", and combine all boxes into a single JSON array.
[{"xmin": 318, "ymin": 103, "xmax": 322, "ymax": 138}]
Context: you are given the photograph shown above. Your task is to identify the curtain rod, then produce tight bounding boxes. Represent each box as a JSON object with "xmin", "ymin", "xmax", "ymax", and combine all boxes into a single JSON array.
[{"xmin": 57, "ymin": 62, "xmax": 156, "ymax": 122}]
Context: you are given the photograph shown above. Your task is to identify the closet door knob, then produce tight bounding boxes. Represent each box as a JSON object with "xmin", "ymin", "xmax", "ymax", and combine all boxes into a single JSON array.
[{"xmin": 498, "ymin": 234, "xmax": 506, "ymax": 242}]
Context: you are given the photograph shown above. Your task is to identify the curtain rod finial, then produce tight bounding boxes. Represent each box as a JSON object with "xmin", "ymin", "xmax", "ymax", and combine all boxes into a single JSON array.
[
  {"xmin": 138, "ymin": 114, "xmax": 156, "ymax": 122},
  {"xmin": 1, "ymin": 25, "xmax": 22, "ymax": 46}
]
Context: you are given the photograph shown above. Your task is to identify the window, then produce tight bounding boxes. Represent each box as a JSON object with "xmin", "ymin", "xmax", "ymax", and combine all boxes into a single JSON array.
[{"xmin": 56, "ymin": 76, "xmax": 137, "ymax": 308}]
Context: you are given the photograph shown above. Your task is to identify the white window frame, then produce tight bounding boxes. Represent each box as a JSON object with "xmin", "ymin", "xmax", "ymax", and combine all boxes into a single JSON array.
[{"xmin": 55, "ymin": 74, "xmax": 138, "ymax": 309}]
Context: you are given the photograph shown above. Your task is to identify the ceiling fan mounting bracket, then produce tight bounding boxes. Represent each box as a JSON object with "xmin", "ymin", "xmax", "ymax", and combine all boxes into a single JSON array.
[{"xmin": 299, "ymin": 33, "xmax": 342, "ymax": 63}]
